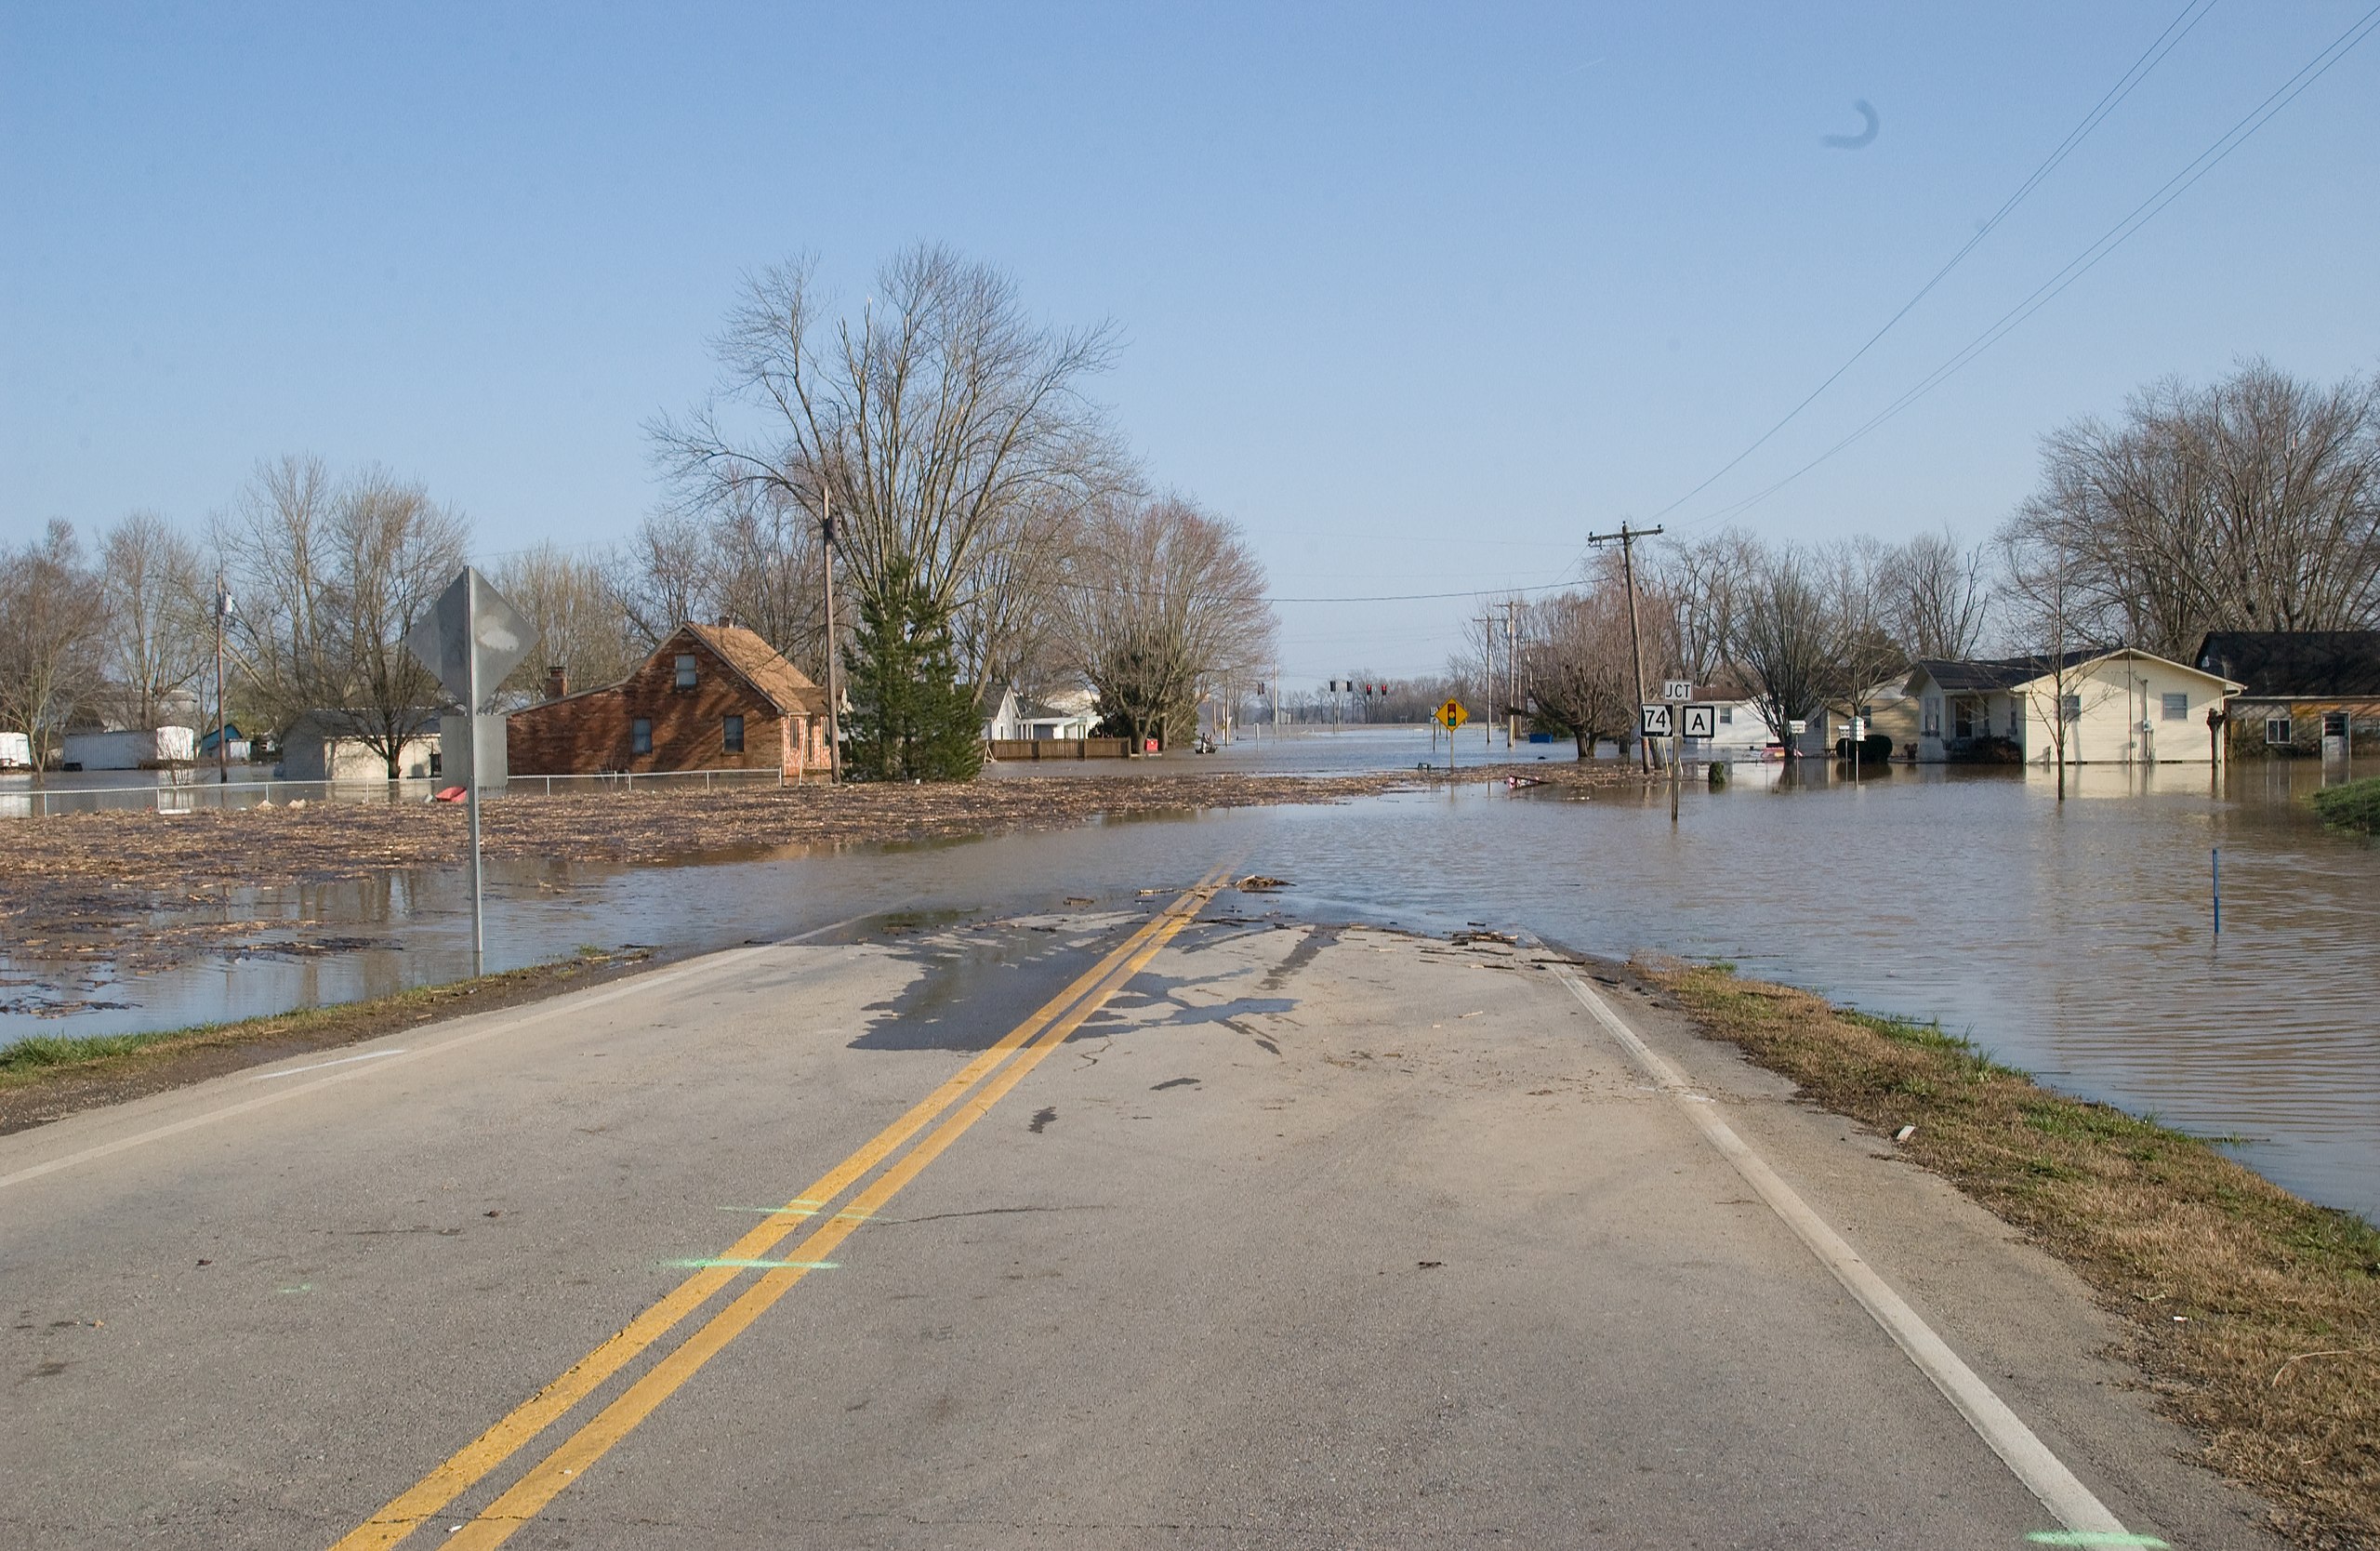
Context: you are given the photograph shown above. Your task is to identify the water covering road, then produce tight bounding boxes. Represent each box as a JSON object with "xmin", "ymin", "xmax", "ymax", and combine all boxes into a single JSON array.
[{"xmin": 6, "ymin": 728, "xmax": 2374, "ymax": 1219}]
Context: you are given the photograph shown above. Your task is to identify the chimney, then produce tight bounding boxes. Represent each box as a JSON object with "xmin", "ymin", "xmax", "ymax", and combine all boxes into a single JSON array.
[
  {"xmin": 544, "ymin": 665, "xmax": 569, "ymax": 701},
  {"xmin": 715, "ymin": 615, "xmax": 734, "ymax": 630}
]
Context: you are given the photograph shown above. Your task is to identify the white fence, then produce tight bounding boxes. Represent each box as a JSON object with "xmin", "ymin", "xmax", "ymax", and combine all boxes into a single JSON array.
[{"xmin": 0, "ymin": 767, "xmax": 787, "ymax": 817}]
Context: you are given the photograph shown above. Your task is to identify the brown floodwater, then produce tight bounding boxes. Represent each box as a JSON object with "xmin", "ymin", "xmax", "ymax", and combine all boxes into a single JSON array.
[{"xmin": 4, "ymin": 732, "xmax": 2373, "ymax": 1219}]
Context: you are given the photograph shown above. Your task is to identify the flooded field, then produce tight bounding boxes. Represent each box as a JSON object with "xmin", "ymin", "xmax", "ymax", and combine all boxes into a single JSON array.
[{"xmin": 5, "ymin": 731, "xmax": 2374, "ymax": 1219}]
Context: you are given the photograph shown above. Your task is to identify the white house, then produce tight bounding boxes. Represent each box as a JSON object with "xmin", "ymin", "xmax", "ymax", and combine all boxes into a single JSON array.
[
  {"xmin": 985, "ymin": 685, "xmax": 1100, "ymax": 744},
  {"xmin": 1906, "ymin": 648, "xmax": 2241, "ymax": 765}
]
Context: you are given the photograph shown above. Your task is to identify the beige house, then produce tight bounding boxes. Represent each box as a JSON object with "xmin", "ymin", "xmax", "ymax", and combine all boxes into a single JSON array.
[{"xmin": 1907, "ymin": 648, "xmax": 2241, "ymax": 765}]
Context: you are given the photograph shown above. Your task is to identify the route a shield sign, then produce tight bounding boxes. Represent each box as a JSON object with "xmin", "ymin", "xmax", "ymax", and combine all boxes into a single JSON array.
[
  {"xmin": 1436, "ymin": 699, "xmax": 1469, "ymax": 730},
  {"xmin": 1640, "ymin": 704, "xmax": 1673, "ymax": 738},
  {"xmin": 1682, "ymin": 703, "xmax": 1717, "ymax": 739},
  {"xmin": 406, "ymin": 566, "xmax": 536, "ymax": 789}
]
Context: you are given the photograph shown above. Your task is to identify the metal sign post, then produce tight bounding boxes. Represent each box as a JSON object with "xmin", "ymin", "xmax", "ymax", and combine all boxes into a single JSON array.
[
  {"xmin": 406, "ymin": 567, "xmax": 536, "ymax": 976},
  {"xmin": 1660, "ymin": 681, "xmax": 1691, "ymax": 823}
]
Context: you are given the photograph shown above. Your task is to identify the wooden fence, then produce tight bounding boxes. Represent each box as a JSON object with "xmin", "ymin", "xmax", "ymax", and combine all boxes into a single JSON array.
[{"xmin": 986, "ymin": 737, "xmax": 1131, "ymax": 762}]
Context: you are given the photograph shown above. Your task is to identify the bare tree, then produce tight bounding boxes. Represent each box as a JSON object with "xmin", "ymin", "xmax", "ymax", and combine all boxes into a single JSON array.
[
  {"xmin": 1520, "ymin": 575, "xmax": 1639, "ymax": 758},
  {"xmin": 2011, "ymin": 361, "xmax": 2380, "ymax": 659},
  {"xmin": 1734, "ymin": 542, "xmax": 1840, "ymax": 753},
  {"xmin": 1659, "ymin": 530, "xmax": 1758, "ymax": 689},
  {"xmin": 612, "ymin": 509, "xmax": 713, "ymax": 654},
  {"xmin": 490, "ymin": 542, "xmax": 640, "ymax": 705},
  {"xmin": 1821, "ymin": 536, "xmax": 1908, "ymax": 731},
  {"xmin": 651, "ymin": 244, "xmax": 1130, "ymax": 700},
  {"xmin": 1879, "ymin": 527, "xmax": 1992, "ymax": 660},
  {"xmin": 0, "ymin": 521, "xmax": 109, "ymax": 775},
  {"xmin": 1059, "ymin": 496, "xmax": 1275, "ymax": 753},
  {"xmin": 1998, "ymin": 511, "xmax": 2106, "ymax": 801},
  {"xmin": 213, "ymin": 457, "xmax": 469, "ymax": 775},
  {"xmin": 96, "ymin": 511, "xmax": 209, "ymax": 728}
]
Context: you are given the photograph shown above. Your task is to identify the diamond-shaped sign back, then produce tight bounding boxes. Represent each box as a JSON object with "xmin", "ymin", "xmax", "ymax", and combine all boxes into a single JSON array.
[{"xmin": 406, "ymin": 566, "xmax": 536, "ymax": 710}]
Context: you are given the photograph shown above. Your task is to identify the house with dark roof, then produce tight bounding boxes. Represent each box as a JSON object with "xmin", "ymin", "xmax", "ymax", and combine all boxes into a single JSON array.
[
  {"xmin": 507, "ymin": 621, "xmax": 831, "ymax": 777},
  {"xmin": 2193, "ymin": 630, "xmax": 2380, "ymax": 756},
  {"xmin": 1906, "ymin": 647, "xmax": 2240, "ymax": 765}
]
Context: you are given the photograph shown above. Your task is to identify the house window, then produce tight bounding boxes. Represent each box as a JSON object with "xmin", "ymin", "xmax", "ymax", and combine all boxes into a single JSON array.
[
  {"xmin": 2162, "ymin": 693, "xmax": 2188, "ymax": 722},
  {"xmin": 722, "ymin": 714, "xmax": 744, "ymax": 753},
  {"xmin": 1718, "ymin": 706, "xmax": 1733, "ymax": 724},
  {"xmin": 2266, "ymin": 717, "xmax": 2292, "ymax": 746},
  {"xmin": 631, "ymin": 718, "xmax": 653, "ymax": 755},
  {"xmin": 1922, "ymin": 697, "xmax": 1940, "ymax": 737},
  {"xmin": 2060, "ymin": 694, "xmax": 2082, "ymax": 723},
  {"xmin": 1953, "ymin": 702, "xmax": 1973, "ymax": 740},
  {"xmin": 674, "ymin": 654, "xmax": 698, "ymax": 689}
]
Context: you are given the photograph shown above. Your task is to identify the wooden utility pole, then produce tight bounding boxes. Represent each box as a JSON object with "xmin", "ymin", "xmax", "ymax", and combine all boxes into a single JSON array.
[
  {"xmin": 1587, "ymin": 523, "xmax": 1663, "ymax": 770},
  {"xmin": 1501, "ymin": 599, "xmax": 1522, "ymax": 749},
  {"xmin": 820, "ymin": 489, "xmax": 842, "ymax": 784}
]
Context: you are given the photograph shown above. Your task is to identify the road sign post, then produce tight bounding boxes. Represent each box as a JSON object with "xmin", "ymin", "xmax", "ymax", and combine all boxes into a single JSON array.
[{"xmin": 406, "ymin": 566, "xmax": 536, "ymax": 975}]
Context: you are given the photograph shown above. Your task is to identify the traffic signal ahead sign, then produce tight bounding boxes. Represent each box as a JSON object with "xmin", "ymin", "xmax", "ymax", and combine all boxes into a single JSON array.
[
  {"xmin": 1640, "ymin": 704, "xmax": 1673, "ymax": 737},
  {"xmin": 1436, "ymin": 699, "xmax": 1469, "ymax": 729}
]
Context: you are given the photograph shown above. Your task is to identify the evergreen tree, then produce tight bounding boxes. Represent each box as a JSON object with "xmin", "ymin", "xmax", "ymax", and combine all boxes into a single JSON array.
[{"xmin": 842, "ymin": 556, "xmax": 984, "ymax": 781}]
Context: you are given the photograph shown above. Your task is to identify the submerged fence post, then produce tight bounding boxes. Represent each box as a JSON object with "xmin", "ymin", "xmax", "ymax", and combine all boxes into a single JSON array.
[{"xmin": 2212, "ymin": 847, "xmax": 2221, "ymax": 937}]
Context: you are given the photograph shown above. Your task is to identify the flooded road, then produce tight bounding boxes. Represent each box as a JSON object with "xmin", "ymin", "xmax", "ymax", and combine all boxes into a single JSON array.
[{"xmin": 5, "ymin": 731, "xmax": 2374, "ymax": 1219}]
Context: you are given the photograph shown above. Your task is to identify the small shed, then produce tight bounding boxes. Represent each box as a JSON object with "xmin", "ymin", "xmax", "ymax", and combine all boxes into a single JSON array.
[
  {"xmin": 60, "ymin": 726, "xmax": 197, "ymax": 770},
  {"xmin": 278, "ymin": 711, "xmax": 441, "ymax": 781},
  {"xmin": 0, "ymin": 731, "xmax": 32, "ymax": 770}
]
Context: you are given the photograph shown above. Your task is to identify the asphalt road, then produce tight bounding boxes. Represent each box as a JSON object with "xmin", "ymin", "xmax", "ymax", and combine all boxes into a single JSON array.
[{"xmin": 1, "ymin": 868, "xmax": 2280, "ymax": 1548}]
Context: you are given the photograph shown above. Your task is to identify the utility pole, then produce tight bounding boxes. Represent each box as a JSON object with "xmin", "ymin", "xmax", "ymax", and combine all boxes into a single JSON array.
[
  {"xmin": 819, "ymin": 489, "xmax": 842, "ymax": 783},
  {"xmin": 1587, "ymin": 523, "xmax": 1663, "ymax": 771},
  {"xmin": 1501, "ymin": 599, "xmax": 1522, "ymax": 749},
  {"xmin": 213, "ymin": 573, "xmax": 231, "ymax": 785}
]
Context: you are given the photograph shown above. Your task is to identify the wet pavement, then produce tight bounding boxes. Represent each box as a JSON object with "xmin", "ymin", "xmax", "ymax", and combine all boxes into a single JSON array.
[{"xmin": 5, "ymin": 733, "xmax": 2376, "ymax": 1219}]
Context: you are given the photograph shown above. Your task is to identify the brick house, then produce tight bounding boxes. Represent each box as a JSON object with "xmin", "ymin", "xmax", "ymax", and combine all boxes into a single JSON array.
[{"xmin": 508, "ymin": 621, "xmax": 832, "ymax": 776}]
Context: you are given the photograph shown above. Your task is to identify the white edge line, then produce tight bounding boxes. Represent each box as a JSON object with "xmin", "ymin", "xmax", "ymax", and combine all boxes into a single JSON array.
[
  {"xmin": 0, "ymin": 914, "xmax": 872, "ymax": 1193},
  {"xmin": 1544, "ymin": 957, "xmax": 2131, "ymax": 1539},
  {"xmin": 249, "ymin": 1049, "xmax": 409, "ymax": 1080}
]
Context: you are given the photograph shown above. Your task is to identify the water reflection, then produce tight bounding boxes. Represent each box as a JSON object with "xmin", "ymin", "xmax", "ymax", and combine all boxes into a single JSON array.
[{"xmin": 3, "ymin": 757, "xmax": 2373, "ymax": 1219}]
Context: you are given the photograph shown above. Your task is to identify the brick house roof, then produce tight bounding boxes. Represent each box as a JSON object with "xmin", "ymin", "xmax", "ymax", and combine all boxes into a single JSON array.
[{"xmin": 679, "ymin": 623, "xmax": 830, "ymax": 716}]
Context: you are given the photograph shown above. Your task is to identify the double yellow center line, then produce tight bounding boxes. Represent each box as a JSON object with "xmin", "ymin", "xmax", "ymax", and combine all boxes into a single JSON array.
[{"xmin": 333, "ymin": 866, "xmax": 1233, "ymax": 1550}]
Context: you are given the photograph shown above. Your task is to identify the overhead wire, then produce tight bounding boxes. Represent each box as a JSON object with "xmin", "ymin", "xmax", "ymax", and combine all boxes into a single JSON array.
[
  {"xmin": 1641, "ymin": 0, "xmax": 2222, "ymax": 528},
  {"xmin": 1678, "ymin": 0, "xmax": 2380, "ymax": 531}
]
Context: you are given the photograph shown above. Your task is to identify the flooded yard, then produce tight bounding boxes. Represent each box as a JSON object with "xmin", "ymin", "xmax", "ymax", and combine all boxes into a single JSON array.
[{"xmin": 4, "ymin": 732, "xmax": 2374, "ymax": 1218}]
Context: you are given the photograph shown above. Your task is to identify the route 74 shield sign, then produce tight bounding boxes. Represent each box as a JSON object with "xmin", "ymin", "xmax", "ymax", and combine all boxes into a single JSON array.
[
  {"xmin": 1639, "ymin": 704, "xmax": 1673, "ymax": 738},
  {"xmin": 1682, "ymin": 703, "xmax": 1718, "ymax": 739}
]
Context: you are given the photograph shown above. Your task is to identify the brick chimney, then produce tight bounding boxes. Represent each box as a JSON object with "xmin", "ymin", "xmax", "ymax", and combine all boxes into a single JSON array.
[{"xmin": 544, "ymin": 665, "xmax": 569, "ymax": 701}]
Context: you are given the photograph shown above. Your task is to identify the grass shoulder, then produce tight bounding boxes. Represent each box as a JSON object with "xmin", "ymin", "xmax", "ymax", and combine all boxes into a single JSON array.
[
  {"xmin": 2311, "ymin": 775, "xmax": 2380, "ymax": 835},
  {"xmin": 0, "ymin": 948, "xmax": 652, "ymax": 1135},
  {"xmin": 1655, "ymin": 960, "xmax": 2380, "ymax": 1550}
]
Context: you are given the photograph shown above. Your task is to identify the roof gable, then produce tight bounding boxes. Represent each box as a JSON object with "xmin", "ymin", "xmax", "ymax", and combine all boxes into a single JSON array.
[{"xmin": 677, "ymin": 623, "xmax": 828, "ymax": 716}]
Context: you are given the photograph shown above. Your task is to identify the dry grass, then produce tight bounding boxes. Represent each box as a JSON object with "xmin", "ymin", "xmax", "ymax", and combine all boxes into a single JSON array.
[{"xmin": 1655, "ymin": 961, "xmax": 2380, "ymax": 1549}]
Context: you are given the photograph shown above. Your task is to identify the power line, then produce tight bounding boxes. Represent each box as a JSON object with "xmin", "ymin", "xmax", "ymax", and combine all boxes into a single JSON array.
[
  {"xmin": 1680, "ymin": 1, "xmax": 2380, "ymax": 531},
  {"xmin": 1644, "ymin": 0, "xmax": 2220, "ymax": 526}
]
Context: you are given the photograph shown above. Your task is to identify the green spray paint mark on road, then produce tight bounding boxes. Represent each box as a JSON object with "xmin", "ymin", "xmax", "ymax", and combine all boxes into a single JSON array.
[{"xmin": 665, "ymin": 1258, "xmax": 840, "ymax": 1270}]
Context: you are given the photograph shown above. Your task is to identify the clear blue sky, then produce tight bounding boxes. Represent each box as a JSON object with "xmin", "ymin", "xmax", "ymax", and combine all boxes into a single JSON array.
[{"xmin": 7, "ymin": 2, "xmax": 2376, "ymax": 683}]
